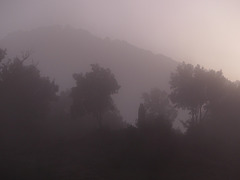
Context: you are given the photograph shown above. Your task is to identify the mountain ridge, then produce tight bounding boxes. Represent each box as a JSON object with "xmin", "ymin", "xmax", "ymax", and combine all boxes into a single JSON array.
[{"xmin": 0, "ymin": 26, "xmax": 178, "ymax": 123}]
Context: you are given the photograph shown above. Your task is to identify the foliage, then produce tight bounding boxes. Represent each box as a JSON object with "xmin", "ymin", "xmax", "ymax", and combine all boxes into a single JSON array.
[
  {"xmin": 169, "ymin": 62, "xmax": 227, "ymax": 128},
  {"xmin": 2, "ymin": 47, "xmax": 240, "ymax": 179},
  {"xmin": 137, "ymin": 103, "xmax": 146, "ymax": 127},
  {"xmin": 0, "ymin": 49, "xmax": 58, "ymax": 124},
  {"xmin": 138, "ymin": 88, "xmax": 177, "ymax": 131},
  {"xmin": 71, "ymin": 64, "xmax": 120, "ymax": 128},
  {"xmin": 0, "ymin": 49, "xmax": 6, "ymax": 62}
]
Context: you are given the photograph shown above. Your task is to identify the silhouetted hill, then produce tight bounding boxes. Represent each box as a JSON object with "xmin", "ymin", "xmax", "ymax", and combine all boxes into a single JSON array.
[{"xmin": 0, "ymin": 26, "xmax": 178, "ymax": 123}]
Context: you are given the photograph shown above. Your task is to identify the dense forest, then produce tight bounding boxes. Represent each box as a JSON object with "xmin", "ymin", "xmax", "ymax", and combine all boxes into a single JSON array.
[{"xmin": 1, "ymin": 47, "xmax": 240, "ymax": 180}]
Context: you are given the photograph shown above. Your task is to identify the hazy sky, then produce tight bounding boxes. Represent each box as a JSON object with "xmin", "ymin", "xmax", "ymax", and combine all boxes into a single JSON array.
[{"xmin": 1, "ymin": 0, "xmax": 240, "ymax": 80}]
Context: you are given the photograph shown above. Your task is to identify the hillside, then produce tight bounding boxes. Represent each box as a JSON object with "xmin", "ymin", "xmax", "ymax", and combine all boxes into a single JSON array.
[{"xmin": 0, "ymin": 26, "xmax": 178, "ymax": 123}]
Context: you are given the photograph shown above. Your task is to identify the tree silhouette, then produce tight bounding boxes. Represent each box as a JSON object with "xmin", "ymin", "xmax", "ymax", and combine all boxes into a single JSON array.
[
  {"xmin": 71, "ymin": 64, "xmax": 120, "ymax": 128},
  {"xmin": 205, "ymin": 80, "xmax": 240, "ymax": 141},
  {"xmin": 0, "ymin": 50, "xmax": 58, "ymax": 128},
  {"xmin": 169, "ymin": 62, "xmax": 226, "ymax": 129},
  {"xmin": 138, "ymin": 88, "xmax": 177, "ymax": 130},
  {"xmin": 137, "ymin": 103, "xmax": 146, "ymax": 127},
  {"xmin": 0, "ymin": 49, "xmax": 6, "ymax": 62}
]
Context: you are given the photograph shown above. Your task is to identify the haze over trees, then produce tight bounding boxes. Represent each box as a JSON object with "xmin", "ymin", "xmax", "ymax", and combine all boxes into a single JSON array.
[
  {"xmin": 71, "ymin": 64, "xmax": 120, "ymax": 128},
  {"xmin": 0, "ymin": 49, "xmax": 58, "ymax": 140},
  {"xmin": 1, "ymin": 30, "xmax": 240, "ymax": 179},
  {"xmin": 0, "ymin": 26, "xmax": 177, "ymax": 123},
  {"xmin": 137, "ymin": 88, "xmax": 177, "ymax": 131},
  {"xmin": 169, "ymin": 62, "xmax": 240, "ymax": 135}
]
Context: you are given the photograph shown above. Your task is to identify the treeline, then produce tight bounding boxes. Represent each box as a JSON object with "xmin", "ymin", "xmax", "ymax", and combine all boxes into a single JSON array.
[{"xmin": 1, "ymin": 48, "xmax": 240, "ymax": 179}]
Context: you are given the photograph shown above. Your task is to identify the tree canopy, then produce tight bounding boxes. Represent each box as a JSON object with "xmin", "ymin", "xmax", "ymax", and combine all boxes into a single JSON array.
[
  {"xmin": 2, "ymin": 48, "xmax": 240, "ymax": 179},
  {"xmin": 170, "ymin": 63, "xmax": 221, "ymax": 127},
  {"xmin": 138, "ymin": 88, "xmax": 177, "ymax": 131},
  {"xmin": 0, "ymin": 49, "xmax": 59, "ymax": 125},
  {"xmin": 169, "ymin": 62, "xmax": 240, "ymax": 134},
  {"xmin": 71, "ymin": 64, "xmax": 120, "ymax": 128}
]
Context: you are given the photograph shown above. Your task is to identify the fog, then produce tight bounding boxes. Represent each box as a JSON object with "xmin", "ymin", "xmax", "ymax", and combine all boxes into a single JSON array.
[
  {"xmin": 2, "ymin": 1, "xmax": 240, "ymax": 179},
  {"xmin": 1, "ymin": 0, "xmax": 240, "ymax": 80}
]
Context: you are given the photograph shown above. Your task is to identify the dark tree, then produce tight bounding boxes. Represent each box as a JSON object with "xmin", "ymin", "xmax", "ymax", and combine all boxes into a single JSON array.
[
  {"xmin": 138, "ymin": 88, "xmax": 177, "ymax": 130},
  {"xmin": 0, "ymin": 50, "xmax": 58, "ymax": 128},
  {"xmin": 71, "ymin": 64, "xmax": 120, "ymax": 128},
  {"xmin": 137, "ymin": 103, "xmax": 146, "ymax": 127},
  {"xmin": 169, "ymin": 62, "xmax": 226, "ymax": 129},
  {"xmin": 205, "ymin": 80, "xmax": 240, "ymax": 141},
  {"xmin": 0, "ymin": 49, "xmax": 6, "ymax": 62}
]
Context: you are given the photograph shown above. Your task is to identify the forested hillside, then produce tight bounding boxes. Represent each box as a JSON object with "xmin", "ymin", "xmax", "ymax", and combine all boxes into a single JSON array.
[{"xmin": 0, "ymin": 26, "xmax": 177, "ymax": 123}]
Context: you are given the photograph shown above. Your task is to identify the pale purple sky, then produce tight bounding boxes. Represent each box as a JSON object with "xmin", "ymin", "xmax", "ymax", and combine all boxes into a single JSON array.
[{"xmin": 1, "ymin": 0, "xmax": 240, "ymax": 80}]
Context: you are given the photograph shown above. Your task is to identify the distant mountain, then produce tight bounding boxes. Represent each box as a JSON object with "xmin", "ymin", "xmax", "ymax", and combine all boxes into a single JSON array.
[{"xmin": 0, "ymin": 26, "xmax": 178, "ymax": 123}]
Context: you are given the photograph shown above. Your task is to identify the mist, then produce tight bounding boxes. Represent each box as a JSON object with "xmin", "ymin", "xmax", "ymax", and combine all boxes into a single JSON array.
[
  {"xmin": 2, "ymin": 0, "xmax": 240, "ymax": 81},
  {"xmin": 1, "ymin": 0, "xmax": 240, "ymax": 179}
]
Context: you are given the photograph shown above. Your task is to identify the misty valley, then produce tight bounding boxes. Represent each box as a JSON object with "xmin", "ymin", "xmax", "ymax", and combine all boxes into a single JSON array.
[{"xmin": 1, "ymin": 27, "xmax": 240, "ymax": 179}]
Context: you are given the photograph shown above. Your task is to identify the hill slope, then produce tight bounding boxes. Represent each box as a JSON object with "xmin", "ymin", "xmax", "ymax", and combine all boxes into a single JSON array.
[{"xmin": 0, "ymin": 26, "xmax": 178, "ymax": 123}]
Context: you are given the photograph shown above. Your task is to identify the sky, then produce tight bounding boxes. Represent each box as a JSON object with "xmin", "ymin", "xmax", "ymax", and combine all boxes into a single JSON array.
[{"xmin": 1, "ymin": 0, "xmax": 240, "ymax": 81}]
